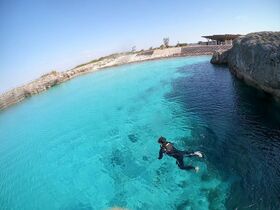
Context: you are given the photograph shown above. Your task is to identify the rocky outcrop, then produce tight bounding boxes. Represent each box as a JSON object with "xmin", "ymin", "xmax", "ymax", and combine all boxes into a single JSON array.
[
  {"xmin": 210, "ymin": 50, "xmax": 230, "ymax": 64},
  {"xmin": 0, "ymin": 45, "xmax": 231, "ymax": 111},
  {"xmin": 0, "ymin": 71, "xmax": 68, "ymax": 110},
  {"xmin": 211, "ymin": 31, "xmax": 280, "ymax": 98}
]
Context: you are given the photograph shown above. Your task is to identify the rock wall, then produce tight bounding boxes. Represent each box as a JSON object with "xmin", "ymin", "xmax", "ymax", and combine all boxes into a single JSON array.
[
  {"xmin": 0, "ymin": 71, "xmax": 68, "ymax": 110},
  {"xmin": 210, "ymin": 50, "xmax": 230, "ymax": 65},
  {"xmin": 211, "ymin": 31, "xmax": 280, "ymax": 98},
  {"xmin": 0, "ymin": 45, "xmax": 231, "ymax": 111}
]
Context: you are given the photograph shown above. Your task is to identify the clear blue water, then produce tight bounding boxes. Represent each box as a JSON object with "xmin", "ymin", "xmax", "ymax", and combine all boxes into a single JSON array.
[{"xmin": 0, "ymin": 56, "xmax": 280, "ymax": 210}]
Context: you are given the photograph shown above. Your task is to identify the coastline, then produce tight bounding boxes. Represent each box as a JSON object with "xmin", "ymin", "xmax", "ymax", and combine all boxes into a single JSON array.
[
  {"xmin": 210, "ymin": 31, "xmax": 280, "ymax": 100},
  {"xmin": 0, "ymin": 45, "xmax": 231, "ymax": 111}
]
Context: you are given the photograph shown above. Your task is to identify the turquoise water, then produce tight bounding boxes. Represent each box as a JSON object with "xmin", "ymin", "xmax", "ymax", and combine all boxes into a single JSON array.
[{"xmin": 0, "ymin": 56, "xmax": 280, "ymax": 210}]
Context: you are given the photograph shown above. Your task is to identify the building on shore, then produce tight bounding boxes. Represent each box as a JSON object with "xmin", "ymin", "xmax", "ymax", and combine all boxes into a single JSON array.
[{"xmin": 200, "ymin": 34, "xmax": 241, "ymax": 45}]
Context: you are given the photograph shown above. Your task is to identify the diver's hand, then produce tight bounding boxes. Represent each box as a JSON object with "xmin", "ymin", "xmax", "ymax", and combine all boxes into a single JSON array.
[{"xmin": 194, "ymin": 151, "xmax": 203, "ymax": 158}]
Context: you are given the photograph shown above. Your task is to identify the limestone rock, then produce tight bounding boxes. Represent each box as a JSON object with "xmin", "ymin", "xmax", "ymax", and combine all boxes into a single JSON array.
[
  {"xmin": 211, "ymin": 31, "xmax": 280, "ymax": 98},
  {"xmin": 210, "ymin": 50, "xmax": 229, "ymax": 64}
]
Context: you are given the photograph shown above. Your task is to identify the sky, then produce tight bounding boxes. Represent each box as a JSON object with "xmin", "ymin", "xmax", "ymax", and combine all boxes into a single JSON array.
[{"xmin": 0, "ymin": 0, "xmax": 279, "ymax": 93}]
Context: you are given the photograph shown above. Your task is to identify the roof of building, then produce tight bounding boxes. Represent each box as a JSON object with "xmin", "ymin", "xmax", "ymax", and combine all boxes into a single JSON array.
[{"xmin": 202, "ymin": 34, "xmax": 241, "ymax": 41}]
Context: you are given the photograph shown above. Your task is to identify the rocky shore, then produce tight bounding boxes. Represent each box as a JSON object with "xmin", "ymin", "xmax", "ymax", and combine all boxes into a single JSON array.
[
  {"xmin": 211, "ymin": 31, "xmax": 280, "ymax": 98},
  {"xmin": 0, "ymin": 45, "xmax": 230, "ymax": 111}
]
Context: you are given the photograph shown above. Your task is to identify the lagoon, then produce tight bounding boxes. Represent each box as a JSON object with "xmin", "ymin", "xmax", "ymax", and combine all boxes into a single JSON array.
[{"xmin": 0, "ymin": 56, "xmax": 279, "ymax": 209}]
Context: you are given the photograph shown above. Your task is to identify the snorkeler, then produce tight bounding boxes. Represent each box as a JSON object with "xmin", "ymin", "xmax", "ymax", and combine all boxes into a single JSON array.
[{"xmin": 157, "ymin": 136, "xmax": 203, "ymax": 172}]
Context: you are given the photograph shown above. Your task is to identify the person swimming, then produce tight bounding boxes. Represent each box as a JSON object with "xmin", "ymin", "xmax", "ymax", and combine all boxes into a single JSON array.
[{"xmin": 157, "ymin": 136, "xmax": 203, "ymax": 172}]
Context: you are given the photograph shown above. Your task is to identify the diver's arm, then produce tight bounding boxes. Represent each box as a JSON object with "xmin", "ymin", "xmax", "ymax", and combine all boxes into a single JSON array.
[{"xmin": 158, "ymin": 147, "xmax": 164, "ymax": 159}]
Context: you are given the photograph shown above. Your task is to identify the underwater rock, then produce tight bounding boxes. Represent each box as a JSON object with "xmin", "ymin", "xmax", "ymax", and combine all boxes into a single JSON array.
[
  {"xmin": 128, "ymin": 134, "xmax": 138, "ymax": 143},
  {"xmin": 176, "ymin": 199, "xmax": 191, "ymax": 210},
  {"xmin": 142, "ymin": 155, "xmax": 149, "ymax": 161},
  {"xmin": 111, "ymin": 149, "xmax": 124, "ymax": 167}
]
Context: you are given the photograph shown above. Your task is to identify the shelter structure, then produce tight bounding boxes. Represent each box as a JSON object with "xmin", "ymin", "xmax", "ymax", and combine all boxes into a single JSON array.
[{"xmin": 202, "ymin": 34, "xmax": 241, "ymax": 45}]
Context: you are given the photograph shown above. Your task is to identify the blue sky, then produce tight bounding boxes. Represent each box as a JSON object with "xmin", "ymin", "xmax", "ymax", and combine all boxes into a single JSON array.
[{"xmin": 0, "ymin": 0, "xmax": 279, "ymax": 93}]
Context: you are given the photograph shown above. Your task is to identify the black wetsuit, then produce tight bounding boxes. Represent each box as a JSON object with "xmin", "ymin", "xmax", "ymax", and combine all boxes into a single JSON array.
[{"xmin": 158, "ymin": 142, "xmax": 197, "ymax": 170}]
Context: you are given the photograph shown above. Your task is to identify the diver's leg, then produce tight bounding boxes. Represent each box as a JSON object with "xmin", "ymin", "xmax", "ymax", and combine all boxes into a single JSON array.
[
  {"xmin": 176, "ymin": 157, "xmax": 196, "ymax": 171},
  {"xmin": 182, "ymin": 164, "xmax": 196, "ymax": 170},
  {"xmin": 183, "ymin": 151, "xmax": 203, "ymax": 158}
]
